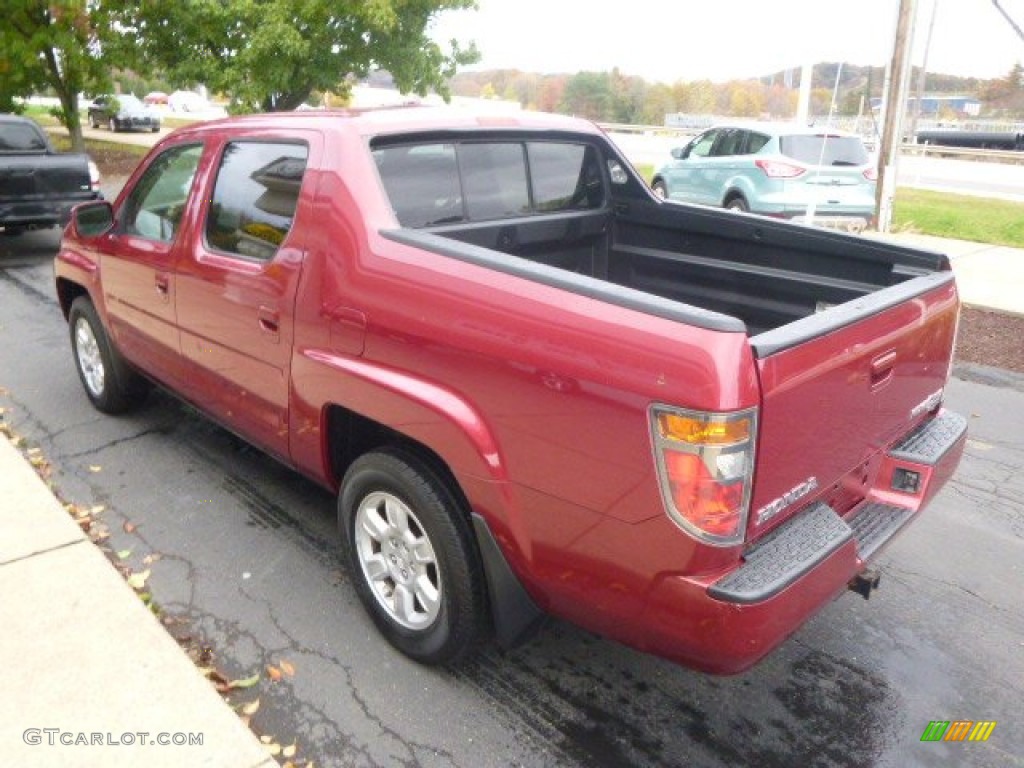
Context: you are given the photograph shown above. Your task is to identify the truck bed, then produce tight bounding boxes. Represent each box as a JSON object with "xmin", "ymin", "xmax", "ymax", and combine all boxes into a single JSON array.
[{"xmin": 383, "ymin": 198, "xmax": 950, "ymax": 351}]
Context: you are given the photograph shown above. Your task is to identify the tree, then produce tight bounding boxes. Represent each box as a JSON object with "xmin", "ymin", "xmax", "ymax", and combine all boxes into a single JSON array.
[
  {"xmin": 101, "ymin": 0, "xmax": 480, "ymax": 113},
  {"xmin": 1, "ymin": 2, "xmax": 111, "ymax": 151}
]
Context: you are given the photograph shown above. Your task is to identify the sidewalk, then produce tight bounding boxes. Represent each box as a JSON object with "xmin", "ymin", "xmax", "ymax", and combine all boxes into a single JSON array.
[
  {"xmin": 880, "ymin": 232, "xmax": 1024, "ymax": 317},
  {"xmin": 0, "ymin": 436, "xmax": 275, "ymax": 768}
]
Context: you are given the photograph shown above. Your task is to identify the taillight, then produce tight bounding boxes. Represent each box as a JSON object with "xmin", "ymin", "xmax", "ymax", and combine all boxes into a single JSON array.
[
  {"xmin": 650, "ymin": 406, "xmax": 757, "ymax": 546},
  {"xmin": 755, "ymin": 159, "xmax": 805, "ymax": 178},
  {"xmin": 87, "ymin": 160, "xmax": 101, "ymax": 192},
  {"xmin": 863, "ymin": 167, "xmax": 878, "ymax": 181}
]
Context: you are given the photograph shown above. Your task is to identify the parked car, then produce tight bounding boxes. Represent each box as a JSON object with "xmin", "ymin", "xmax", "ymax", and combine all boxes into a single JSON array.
[
  {"xmin": 168, "ymin": 90, "xmax": 208, "ymax": 113},
  {"xmin": 54, "ymin": 108, "xmax": 964, "ymax": 673},
  {"xmin": 0, "ymin": 114, "xmax": 101, "ymax": 236},
  {"xmin": 87, "ymin": 94, "xmax": 161, "ymax": 133},
  {"xmin": 652, "ymin": 123, "xmax": 877, "ymax": 232},
  {"xmin": 143, "ymin": 91, "xmax": 169, "ymax": 107}
]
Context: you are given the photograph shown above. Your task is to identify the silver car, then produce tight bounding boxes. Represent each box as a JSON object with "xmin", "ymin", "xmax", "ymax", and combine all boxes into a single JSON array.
[{"xmin": 652, "ymin": 123, "xmax": 877, "ymax": 232}]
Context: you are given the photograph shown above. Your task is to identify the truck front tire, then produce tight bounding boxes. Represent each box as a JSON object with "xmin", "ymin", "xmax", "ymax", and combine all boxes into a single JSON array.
[
  {"xmin": 339, "ymin": 449, "xmax": 487, "ymax": 665},
  {"xmin": 69, "ymin": 296, "xmax": 148, "ymax": 414}
]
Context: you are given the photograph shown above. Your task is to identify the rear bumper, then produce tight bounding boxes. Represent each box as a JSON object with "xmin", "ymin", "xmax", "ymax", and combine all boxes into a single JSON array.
[
  {"xmin": 639, "ymin": 409, "xmax": 966, "ymax": 674},
  {"xmin": 1, "ymin": 194, "xmax": 101, "ymax": 229}
]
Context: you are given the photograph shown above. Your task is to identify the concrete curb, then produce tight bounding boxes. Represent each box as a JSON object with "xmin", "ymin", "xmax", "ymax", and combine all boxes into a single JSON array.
[{"xmin": 0, "ymin": 436, "xmax": 275, "ymax": 768}]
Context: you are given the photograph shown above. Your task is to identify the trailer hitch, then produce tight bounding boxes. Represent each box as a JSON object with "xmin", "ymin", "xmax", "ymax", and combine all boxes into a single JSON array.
[{"xmin": 848, "ymin": 569, "xmax": 881, "ymax": 600}]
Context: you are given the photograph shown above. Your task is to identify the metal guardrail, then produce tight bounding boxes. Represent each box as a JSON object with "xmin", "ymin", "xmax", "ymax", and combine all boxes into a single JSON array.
[{"xmin": 904, "ymin": 143, "xmax": 1024, "ymax": 164}]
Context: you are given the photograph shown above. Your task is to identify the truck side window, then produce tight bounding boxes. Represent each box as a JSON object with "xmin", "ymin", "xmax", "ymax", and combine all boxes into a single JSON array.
[
  {"xmin": 527, "ymin": 143, "xmax": 604, "ymax": 211},
  {"xmin": 0, "ymin": 123, "xmax": 48, "ymax": 152},
  {"xmin": 458, "ymin": 143, "xmax": 529, "ymax": 220},
  {"xmin": 373, "ymin": 143, "xmax": 462, "ymax": 228},
  {"xmin": 205, "ymin": 141, "xmax": 308, "ymax": 261},
  {"xmin": 122, "ymin": 144, "xmax": 203, "ymax": 242}
]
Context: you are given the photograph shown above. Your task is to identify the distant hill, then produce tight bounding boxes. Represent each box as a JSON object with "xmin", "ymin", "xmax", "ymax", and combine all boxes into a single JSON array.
[{"xmin": 448, "ymin": 63, "xmax": 1012, "ymax": 123}]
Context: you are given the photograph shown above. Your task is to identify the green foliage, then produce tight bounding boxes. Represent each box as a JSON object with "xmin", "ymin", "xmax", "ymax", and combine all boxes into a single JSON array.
[
  {"xmin": 0, "ymin": 2, "xmax": 112, "ymax": 151},
  {"xmin": 100, "ymin": 0, "xmax": 480, "ymax": 113}
]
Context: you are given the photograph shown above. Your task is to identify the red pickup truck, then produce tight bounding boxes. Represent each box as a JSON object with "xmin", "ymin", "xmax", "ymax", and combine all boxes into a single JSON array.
[{"xmin": 54, "ymin": 108, "xmax": 966, "ymax": 673}]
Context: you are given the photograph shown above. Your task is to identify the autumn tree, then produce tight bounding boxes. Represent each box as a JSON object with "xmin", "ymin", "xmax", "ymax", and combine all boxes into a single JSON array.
[
  {"xmin": 100, "ymin": 0, "xmax": 480, "ymax": 113},
  {"xmin": 1, "ymin": 2, "xmax": 111, "ymax": 151}
]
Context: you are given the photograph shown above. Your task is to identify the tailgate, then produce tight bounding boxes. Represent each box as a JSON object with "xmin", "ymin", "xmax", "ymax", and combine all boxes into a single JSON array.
[
  {"xmin": 0, "ymin": 155, "xmax": 91, "ymax": 204},
  {"xmin": 746, "ymin": 271, "xmax": 958, "ymax": 542}
]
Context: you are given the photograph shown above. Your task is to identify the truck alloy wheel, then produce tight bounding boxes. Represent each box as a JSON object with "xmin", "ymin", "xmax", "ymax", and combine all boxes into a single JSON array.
[
  {"xmin": 68, "ymin": 297, "xmax": 148, "ymax": 413},
  {"xmin": 339, "ymin": 450, "xmax": 486, "ymax": 665}
]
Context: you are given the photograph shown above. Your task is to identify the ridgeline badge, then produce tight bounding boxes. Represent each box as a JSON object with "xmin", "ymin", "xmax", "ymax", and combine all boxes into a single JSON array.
[{"xmin": 755, "ymin": 476, "xmax": 818, "ymax": 526}]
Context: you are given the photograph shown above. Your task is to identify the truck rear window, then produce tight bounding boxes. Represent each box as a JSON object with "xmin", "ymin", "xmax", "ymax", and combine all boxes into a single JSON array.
[
  {"xmin": 373, "ymin": 140, "xmax": 604, "ymax": 228},
  {"xmin": 779, "ymin": 135, "xmax": 869, "ymax": 167},
  {"xmin": 0, "ymin": 123, "xmax": 47, "ymax": 152}
]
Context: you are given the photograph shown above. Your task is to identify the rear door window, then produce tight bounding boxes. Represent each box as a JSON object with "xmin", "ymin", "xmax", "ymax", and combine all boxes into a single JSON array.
[
  {"xmin": 711, "ymin": 129, "xmax": 744, "ymax": 157},
  {"xmin": 779, "ymin": 135, "xmax": 869, "ymax": 166},
  {"xmin": 0, "ymin": 123, "xmax": 47, "ymax": 152},
  {"xmin": 205, "ymin": 141, "xmax": 309, "ymax": 260}
]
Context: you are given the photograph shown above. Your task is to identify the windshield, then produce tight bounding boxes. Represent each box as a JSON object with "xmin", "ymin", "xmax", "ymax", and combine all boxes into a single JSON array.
[
  {"xmin": 779, "ymin": 135, "xmax": 869, "ymax": 167},
  {"xmin": 118, "ymin": 95, "xmax": 144, "ymax": 110}
]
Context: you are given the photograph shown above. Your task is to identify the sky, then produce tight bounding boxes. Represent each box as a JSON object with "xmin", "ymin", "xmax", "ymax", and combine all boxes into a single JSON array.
[{"xmin": 430, "ymin": 0, "xmax": 1024, "ymax": 83}]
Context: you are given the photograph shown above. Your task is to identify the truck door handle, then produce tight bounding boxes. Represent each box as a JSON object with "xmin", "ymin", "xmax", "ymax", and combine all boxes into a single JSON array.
[
  {"xmin": 258, "ymin": 306, "xmax": 280, "ymax": 341},
  {"xmin": 870, "ymin": 350, "xmax": 897, "ymax": 388},
  {"xmin": 154, "ymin": 273, "xmax": 170, "ymax": 301}
]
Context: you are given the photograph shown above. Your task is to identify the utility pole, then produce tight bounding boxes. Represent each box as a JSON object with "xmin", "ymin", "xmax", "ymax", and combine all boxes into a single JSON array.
[
  {"xmin": 796, "ymin": 62, "xmax": 814, "ymax": 124},
  {"xmin": 909, "ymin": 0, "xmax": 939, "ymax": 141},
  {"xmin": 875, "ymin": 0, "xmax": 917, "ymax": 233}
]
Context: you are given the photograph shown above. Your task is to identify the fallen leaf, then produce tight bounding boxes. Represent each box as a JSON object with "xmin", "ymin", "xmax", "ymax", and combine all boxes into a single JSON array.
[
  {"xmin": 266, "ymin": 664, "xmax": 282, "ymax": 681},
  {"xmin": 283, "ymin": 743, "xmax": 297, "ymax": 758},
  {"xmin": 265, "ymin": 743, "xmax": 281, "ymax": 757},
  {"xmin": 228, "ymin": 672, "xmax": 261, "ymax": 690},
  {"xmin": 89, "ymin": 504, "xmax": 106, "ymax": 515},
  {"xmin": 88, "ymin": 464, "xmax": 102, "ymax": 473},
  {"xmin": 259, "ymin": 735, "xmax": 272, "ymax": 745},
  {"xmin": 123, "ymin": 521, "xmax": 136, "ymax": 533},
  {"xmin": 241, "ymin": 698, "xmax": 261, "ymax": 716},
  {"xmin": 26, "ymin": 446, "xmax": 41, "ymax": 455},
  {"xmin": 279, "ymin": 659, "xmax": 295, "ymax": 677},
  {"xmin": 117, "ymin": 550, "xmax": 132, "ymax": 560},
  {"xmin": 143, "ymin": 553, "xmax": 162, "ymax": 565},
  {"xmin": 127, "ymin": 569, "xmax": 150, "ymax": 590}
]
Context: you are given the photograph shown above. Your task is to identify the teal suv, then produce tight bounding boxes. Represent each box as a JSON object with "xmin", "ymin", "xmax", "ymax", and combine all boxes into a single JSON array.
[{"xmin": 652, "ymin": 123, "xmax": 877, "ymax": 232}]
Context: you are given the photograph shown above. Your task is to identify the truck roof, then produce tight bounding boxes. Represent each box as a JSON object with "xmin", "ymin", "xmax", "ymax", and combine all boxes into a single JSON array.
[{"xmin": 168, "ymin": 105, "xmax": 604, "ymax": 140}]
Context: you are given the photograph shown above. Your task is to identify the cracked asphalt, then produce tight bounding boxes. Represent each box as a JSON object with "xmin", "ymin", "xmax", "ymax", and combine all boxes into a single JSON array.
[{"xmin": 2, "ymin": 228, "xmax": 1022, "ymax": 768}]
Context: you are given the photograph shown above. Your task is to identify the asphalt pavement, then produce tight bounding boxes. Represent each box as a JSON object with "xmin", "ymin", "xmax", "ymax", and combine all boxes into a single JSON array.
[{"xmin": 1, "ymin": 222, "xmax": 1022, "ymax": 766}]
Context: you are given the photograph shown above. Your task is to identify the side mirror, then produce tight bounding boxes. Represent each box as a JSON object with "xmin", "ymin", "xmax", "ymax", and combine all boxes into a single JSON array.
[
  {"xmin": 670, "ymin": 146, "xmax": 686, "ymax": 160},
  {"xmin": 71, "ymin": 201, "xmax": 114, "ymax": 238}
]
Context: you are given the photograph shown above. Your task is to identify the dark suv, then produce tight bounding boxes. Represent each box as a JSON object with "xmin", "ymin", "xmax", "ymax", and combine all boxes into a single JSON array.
[{"xmin": 87, "ymin": 95, "xmax": 161, "ymax": 133}]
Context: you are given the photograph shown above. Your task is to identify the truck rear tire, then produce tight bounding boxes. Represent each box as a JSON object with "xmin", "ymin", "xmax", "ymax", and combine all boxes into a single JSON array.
[
  {"xmin": 69, "ymin": 296, "xmax": 148, "ymax": 414},
  {"xmin": 338, "ymin": 449, "xmax": 487, "ymax": 665},
  {"xmin": 652, "ymin": 179, "xmax": 668, "ymax": 199}
]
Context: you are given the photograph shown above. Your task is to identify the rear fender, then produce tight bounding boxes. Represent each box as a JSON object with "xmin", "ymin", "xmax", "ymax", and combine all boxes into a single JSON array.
[{"xmin": 302, "ymin": 349, "xmax": 507, "ymax": 488}]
